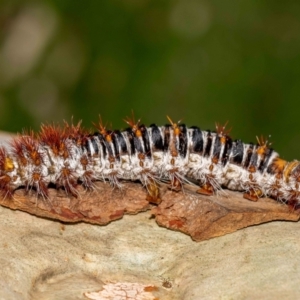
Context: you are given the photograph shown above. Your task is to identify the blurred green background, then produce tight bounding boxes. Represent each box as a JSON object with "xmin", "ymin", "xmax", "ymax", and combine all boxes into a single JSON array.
[{"xmin": 0, "ymin": 0, "xmax": 300, "ymax": 160}]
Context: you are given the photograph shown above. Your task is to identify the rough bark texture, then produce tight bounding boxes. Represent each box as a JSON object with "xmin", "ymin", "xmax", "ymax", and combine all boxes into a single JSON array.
[
  {"xmin": 2, "ymin": 183, "xmax": 150, "ymax": 224},
  {"xmin": 1, "ymin": 181, "xmax": 298, "ymax": 241},
  {"xmin": 153, "ymin": 186, "xmax": 299, "ymax": 241}
]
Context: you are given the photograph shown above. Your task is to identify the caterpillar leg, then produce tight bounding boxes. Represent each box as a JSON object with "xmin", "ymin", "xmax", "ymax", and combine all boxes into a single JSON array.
[
  {"xmin": 168, "ymin": 176, "xmax": 182, "ymax": 192},
  {"xmin": 243, "ymin": 188, "xmax": 264, "ymax": 201},
  {"xmin": 145, "ymin": 179, "xmax": 161, "ymax": 204},
  {"xmin": 196, "ymin": 173, "xmax": 222, "ymax": 196},
  {"xmin": 196, "ymin": 182, "xmax": 214, "ymax": 196}
]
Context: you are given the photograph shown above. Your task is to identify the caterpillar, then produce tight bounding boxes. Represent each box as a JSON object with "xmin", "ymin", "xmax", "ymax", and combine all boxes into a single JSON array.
[{"xmin": 0, "ymin": 114, "xmax": 299, "ymax": 208}]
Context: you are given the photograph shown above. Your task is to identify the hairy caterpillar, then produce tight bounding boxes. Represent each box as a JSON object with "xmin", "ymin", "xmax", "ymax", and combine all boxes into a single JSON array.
[{"xmin": 0, "ymin": 114, "xmax": 299, "ymax": 208}]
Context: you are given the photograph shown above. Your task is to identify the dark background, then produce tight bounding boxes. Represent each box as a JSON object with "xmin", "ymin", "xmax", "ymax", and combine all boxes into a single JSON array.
[{"xmin": 1, "ymin": 0, "xmax": 300, "ymax": 160}]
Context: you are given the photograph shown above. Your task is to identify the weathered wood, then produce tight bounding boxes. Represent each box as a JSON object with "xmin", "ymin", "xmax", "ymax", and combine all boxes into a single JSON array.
[
  {"xmin": 0, "ymin": 181, "xmax": 298, "ymax": 241},
  {"xmin": 153, "ymin": 185, "xmax": 299, "ymax": 241},
  {"xmin": 0, "ymin": 182, "xmax": 150, "ymax": 224}
]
